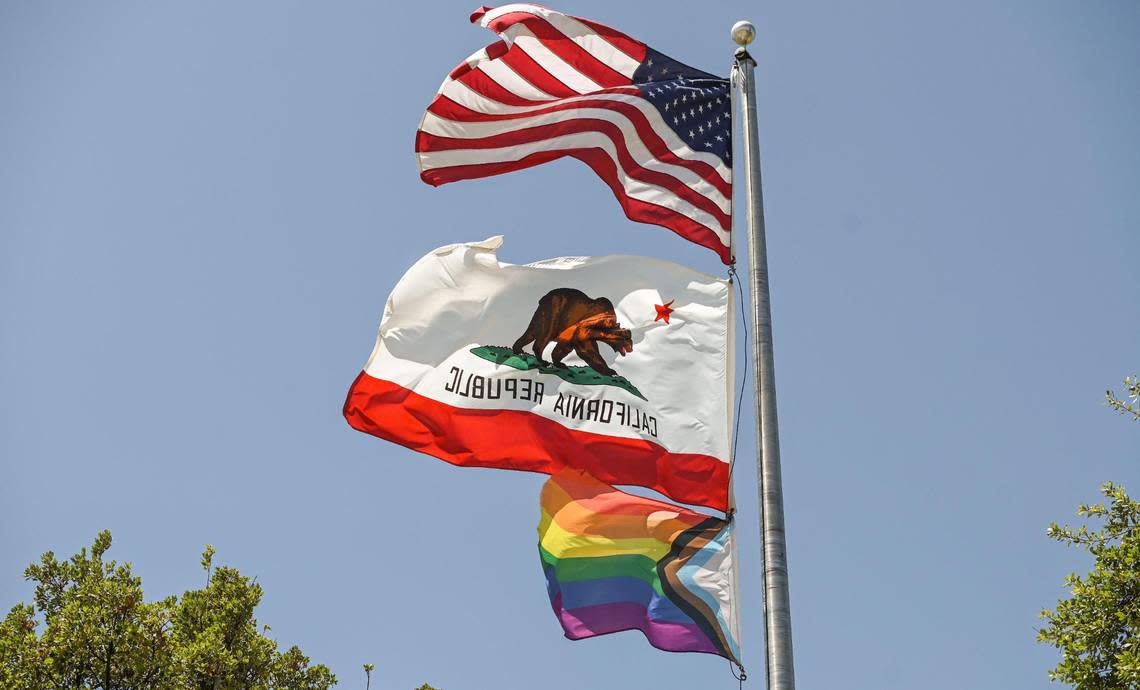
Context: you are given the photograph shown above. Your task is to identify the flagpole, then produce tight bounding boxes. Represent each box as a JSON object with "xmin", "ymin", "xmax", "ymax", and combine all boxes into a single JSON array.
[{"xmin": 731, "ymin": 20, "xmax": 796, "ymax": 690}]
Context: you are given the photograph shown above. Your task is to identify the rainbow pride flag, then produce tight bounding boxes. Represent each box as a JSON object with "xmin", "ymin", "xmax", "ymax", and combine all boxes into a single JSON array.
[{"xmin": 538, "ymin": 470, "xmax": 741, "ymax": 662}]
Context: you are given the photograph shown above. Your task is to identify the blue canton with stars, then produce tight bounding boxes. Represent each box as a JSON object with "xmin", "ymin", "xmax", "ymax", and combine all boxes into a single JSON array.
[{"xmin": 632, "ymin": 47, "xmax": 731, "ymax": 167}]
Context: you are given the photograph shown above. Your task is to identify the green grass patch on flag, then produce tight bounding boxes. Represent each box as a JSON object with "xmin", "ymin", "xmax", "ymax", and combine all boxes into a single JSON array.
[{"xmin": 469, "ymin": 345, "xmax": 647, "ymax": 401}]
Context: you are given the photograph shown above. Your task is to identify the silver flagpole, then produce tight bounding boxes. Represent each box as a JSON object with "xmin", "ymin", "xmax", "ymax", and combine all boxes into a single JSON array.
[{"xmin": 731, "ymin": 20, "xmax": 796, "ymax": 690}]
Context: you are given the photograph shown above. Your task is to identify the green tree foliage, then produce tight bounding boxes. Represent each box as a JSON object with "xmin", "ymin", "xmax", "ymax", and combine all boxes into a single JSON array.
[
  {"xmin": 1106, "ymin": 375, "xmax": 1140, "ymax": 421},
  {"xmin": 0, "ymin": 531, "xmax": 336, "ymax": 690},
  {"xmin": 1039, "ymin": 482, "xmax": 1140, "ymax": 688}
]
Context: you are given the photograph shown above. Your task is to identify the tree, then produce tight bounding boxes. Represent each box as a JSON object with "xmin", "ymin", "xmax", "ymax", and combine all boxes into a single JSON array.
[
  {"xmin": 0, "ymin": 531, "xmax": 336, "ymax": 690},
  {"xmin": 1106, "ymin": 375, "xmax": 1140, "ymax": 421},
  {"xmin": 1038, "ymin": 482, "xmax": 1140, "ymax": 688}
]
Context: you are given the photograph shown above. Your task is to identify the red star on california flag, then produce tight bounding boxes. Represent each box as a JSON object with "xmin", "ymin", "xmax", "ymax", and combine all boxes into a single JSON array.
[{"xmin": 654, "ymin": 299, "xmax": 675, "ymax": 324}]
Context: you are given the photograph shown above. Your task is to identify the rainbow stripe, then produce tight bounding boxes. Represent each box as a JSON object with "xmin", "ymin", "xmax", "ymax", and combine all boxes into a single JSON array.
[{"xmin": 538, "ymin": 470, "xmax": 741, "ymax": 662}]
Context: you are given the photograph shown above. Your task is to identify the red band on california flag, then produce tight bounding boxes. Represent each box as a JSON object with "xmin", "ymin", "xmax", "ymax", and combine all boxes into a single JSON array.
[{"xmin": 344, "ymin": 373, "xmax": 730, "ymax": 511}]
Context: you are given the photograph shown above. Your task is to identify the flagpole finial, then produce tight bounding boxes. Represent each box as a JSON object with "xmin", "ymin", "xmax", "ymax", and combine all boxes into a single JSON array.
[{"xmin": 731, "ymin": 20, "xmax": 756, "ymax": 46}]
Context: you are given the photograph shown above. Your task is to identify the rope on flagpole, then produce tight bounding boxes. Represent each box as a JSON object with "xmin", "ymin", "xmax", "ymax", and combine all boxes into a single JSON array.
[
  {"xmin": 729, "ymin": 659, "xmax": 748, "ymax": 687},
  {"xmin": 725, "ymin": 46, "xmax": 752, "ymax": 689},
  {"xmin": 726, "ymin": 263, "xmax": 750, "ymax": 521}
]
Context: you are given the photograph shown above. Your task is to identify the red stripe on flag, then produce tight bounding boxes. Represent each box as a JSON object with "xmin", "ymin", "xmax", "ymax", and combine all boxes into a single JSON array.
[
  {"xmin": 449, "ymin": 41, "xmax": 510, "ymax": 81},
  {"xmin": 414, "ymin": 137, "xmax": 730, "ymax": 262},
  {"xmin": 417, "ymin": 124, "xmax": 731, "ymax": 230},
  {"xmin": 499, "ymin": 43, "xmax": 579, "ymax": 98},
  {"xmin": 344, "ymin": 371, "xmax": 730, "ymax": 512},
  {"xmin": 426, "ymin": 93, "xmax": 731, "ymax": 198},
  {"xmin": 456, "ymin": 68, "xmax": 549, "ymax": 107},
  {"xmin": 576, "ymin": 17, "xmax": 647, "ymax": 63},
  {"xmin": 469, "ymin": 6, "xmax": 492, "ymax": 23},
  {"xmin": 483, "ymin": 12, "xmax": 632, "ymax": 88}
]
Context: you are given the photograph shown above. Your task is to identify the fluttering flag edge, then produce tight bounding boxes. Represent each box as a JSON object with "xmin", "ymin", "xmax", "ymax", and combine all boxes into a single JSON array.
[
  {"xmin": 538, "ymin": 470, "xmax": 741, "ymax": 662},
  {"xmin": 414, "ymin": 3, "xmax": 734, "ymax": 264}
]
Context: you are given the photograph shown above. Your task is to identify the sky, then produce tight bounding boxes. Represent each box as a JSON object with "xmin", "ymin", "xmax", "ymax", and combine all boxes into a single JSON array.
[{"xmin": 1, "ymin": 1, "xmax": 1138, "ymax": 689}]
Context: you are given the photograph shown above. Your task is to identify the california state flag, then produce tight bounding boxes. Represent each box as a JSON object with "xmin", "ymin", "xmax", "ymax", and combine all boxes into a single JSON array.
[{"xmin": 343, "ymin": 237, "xmax": 734, "ymax": 511}]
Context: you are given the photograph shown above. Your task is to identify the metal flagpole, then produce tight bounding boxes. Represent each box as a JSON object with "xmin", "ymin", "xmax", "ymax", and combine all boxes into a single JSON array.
[{"xmin": 731, "ymin": 20, "xmax": 796, "ymax": 690}]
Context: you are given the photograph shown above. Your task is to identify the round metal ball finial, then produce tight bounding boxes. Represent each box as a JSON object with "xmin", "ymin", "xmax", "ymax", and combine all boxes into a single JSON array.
[{"xmin": 731, "ymin": 20, "xmax": 756, "ymax": 46}]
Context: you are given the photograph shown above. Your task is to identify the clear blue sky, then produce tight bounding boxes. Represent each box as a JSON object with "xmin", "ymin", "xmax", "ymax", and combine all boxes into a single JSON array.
[{"xmin": 2, "ymin": 2, "xmax": 1137, "ymax": 688}]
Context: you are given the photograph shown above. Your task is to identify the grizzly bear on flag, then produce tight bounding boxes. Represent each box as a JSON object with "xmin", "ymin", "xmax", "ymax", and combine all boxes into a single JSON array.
[{"xmin": 512, "ymin": 288, "xmax": 633, "ymax": 377}]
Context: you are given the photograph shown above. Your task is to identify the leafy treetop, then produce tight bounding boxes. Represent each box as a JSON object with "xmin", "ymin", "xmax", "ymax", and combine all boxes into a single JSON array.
[
  {"xmin": 0, "ymin": 531, "xmax": 335, "ymax": 690},
  {"xmin": 1039, "ymin": 482, "xmax": 1140, "ymax": 689}
]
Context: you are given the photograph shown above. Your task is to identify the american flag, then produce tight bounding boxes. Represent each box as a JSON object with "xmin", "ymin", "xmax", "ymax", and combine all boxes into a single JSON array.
[{"xmin": 416, "ymin": 4, "xmax": 733, "ymax": 264}]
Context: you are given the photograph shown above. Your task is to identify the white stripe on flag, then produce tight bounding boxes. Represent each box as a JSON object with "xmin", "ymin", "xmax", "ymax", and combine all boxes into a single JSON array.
[
  {"xmin": 418, "ymin": 133, "xmax": 731, "ymax": 245},
  {"xmin": 420, "ymin": 109, "xmax": 731, "ymax": 213},
  {"xmin": 479, "ymin": 4, "xmax": 642, "ymax": 77},
  {"xmin": 439, "ymin": 79, "xmax": 732, "ymax": 184},
  {"xmin": 475, "ymin": 59, "xmax": 560, "ymax": 102},
  {"xmin": 504, "ymin": 25, "xmax": 605, "ymax": 94}
]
